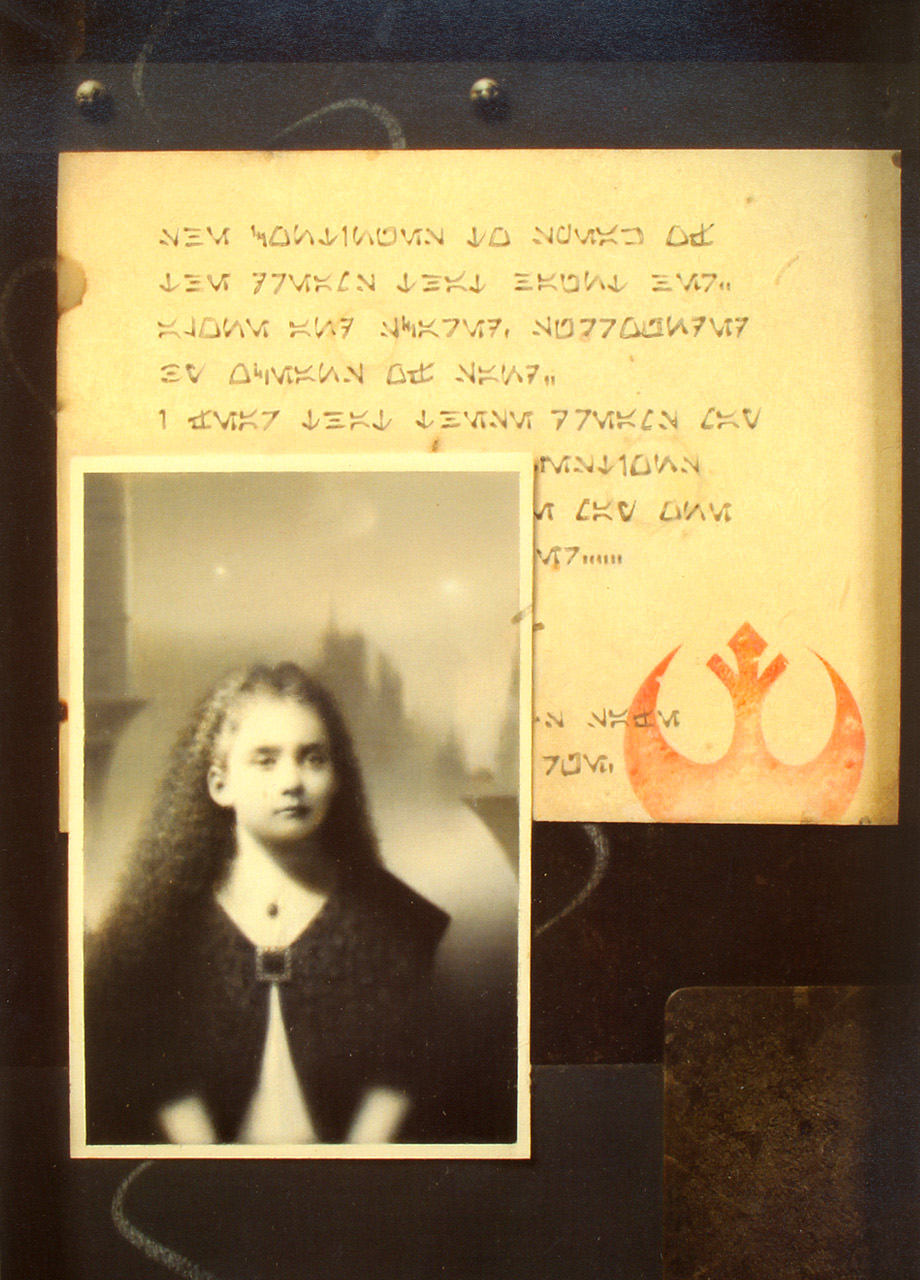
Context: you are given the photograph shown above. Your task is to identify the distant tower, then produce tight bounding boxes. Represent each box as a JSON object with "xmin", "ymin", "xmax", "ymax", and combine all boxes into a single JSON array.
[
  {"xmin": 316, "ymin": 619, "xmax": 370, "ymax": 726},
  {"xmin": 493, "ymin": 658, "xmax": 520, "ymax": 790},
  {"xmin": 83, "ymin": 474, "xmax": 146, "ymax": 807},
  {"xmin": 435, "ymin": 726, "xmax": 468, "ymax": 783},
  {"xmin": 376, "ymin": 653, "xmax": 405, "ymax": 725}
]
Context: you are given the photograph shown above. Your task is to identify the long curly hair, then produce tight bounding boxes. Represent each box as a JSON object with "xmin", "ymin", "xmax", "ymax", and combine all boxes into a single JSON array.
[{"xmin": 89, "ymin": 663, "xmax": 381, "ymax": 964}]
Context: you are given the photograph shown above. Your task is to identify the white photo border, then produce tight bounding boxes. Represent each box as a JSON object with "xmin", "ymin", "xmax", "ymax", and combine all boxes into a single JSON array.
[{"xmin": 69, "ymin": 451, "xmax": 532, "ymax": 1160}]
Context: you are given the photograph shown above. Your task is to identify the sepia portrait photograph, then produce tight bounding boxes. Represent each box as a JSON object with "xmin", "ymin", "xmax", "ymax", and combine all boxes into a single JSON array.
[{"xmin": 69, "ymin": 454, "xmax": 531, "ymax": 1158}]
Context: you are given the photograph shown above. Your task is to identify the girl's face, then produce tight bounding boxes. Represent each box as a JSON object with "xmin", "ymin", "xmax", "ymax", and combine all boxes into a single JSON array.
[{"xmin": 207, "ymin": 693, "xmax": 336, "ymax": 851}]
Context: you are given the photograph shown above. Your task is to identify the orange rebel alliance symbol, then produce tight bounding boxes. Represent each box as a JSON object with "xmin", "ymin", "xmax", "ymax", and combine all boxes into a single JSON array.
[{"xmin": 624, "ymin": 623, "xmax": 865, "ymax": 822}]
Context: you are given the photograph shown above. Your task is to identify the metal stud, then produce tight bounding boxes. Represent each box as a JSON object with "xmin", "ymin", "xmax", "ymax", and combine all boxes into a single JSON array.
[
  {"xmin": 469, "ymin": 77, "xmax": 507, "ymax": 121},
  {"xmin": 75, "ymin": 80, "xmax": 113, "ymax": 122}
]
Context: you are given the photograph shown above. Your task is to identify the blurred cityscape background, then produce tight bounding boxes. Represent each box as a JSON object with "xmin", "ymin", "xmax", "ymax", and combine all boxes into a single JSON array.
[{"xmin": 82, "ymin": 468, "xmax": 523, "ymax": 941}]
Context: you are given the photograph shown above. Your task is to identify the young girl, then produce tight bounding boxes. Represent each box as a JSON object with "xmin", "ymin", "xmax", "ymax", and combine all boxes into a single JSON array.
[{"xmin": 84, "ymin": 662, "xmax": 450, "ymax": 1146}]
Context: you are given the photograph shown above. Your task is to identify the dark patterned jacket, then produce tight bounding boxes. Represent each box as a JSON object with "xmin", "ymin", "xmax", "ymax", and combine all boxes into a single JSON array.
[{"xmin": 84, "ymin": 869, "xmax": 450, "ymax": 1144}]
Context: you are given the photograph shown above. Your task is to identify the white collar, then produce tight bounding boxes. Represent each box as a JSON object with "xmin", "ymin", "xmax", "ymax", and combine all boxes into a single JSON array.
[{"xmin": 215, "ymin": 833, "xmax": 329, "ymax": 950}]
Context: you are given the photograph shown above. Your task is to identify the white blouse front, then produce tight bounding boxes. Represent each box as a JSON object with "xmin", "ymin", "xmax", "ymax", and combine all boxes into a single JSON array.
[
  {"xmin": 216, "ymin": 836, "xmax": 327, "ymax": 1144},
  {"xmin": 160, "ymin": 838, "xmax": 325, "ymax": 1145},
  {"xmin": 159, "ymin": 837, "xmax": 409, "ymax": 1145}
]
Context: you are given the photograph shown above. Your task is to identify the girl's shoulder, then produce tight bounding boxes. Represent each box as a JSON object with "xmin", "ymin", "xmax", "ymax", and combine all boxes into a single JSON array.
[{"xmin": 342, "ymin": 867, "xmax": 451, "ymax": 963}]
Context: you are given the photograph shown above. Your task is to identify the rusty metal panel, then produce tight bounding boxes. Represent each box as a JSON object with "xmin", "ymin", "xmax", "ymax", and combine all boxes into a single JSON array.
[{"xmin": 664, "ymin": 986, "xmax": 920, "ymax": 1280}]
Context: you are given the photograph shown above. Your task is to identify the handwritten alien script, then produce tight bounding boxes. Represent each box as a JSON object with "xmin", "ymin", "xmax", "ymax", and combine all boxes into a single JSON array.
[{"xmin": 57, "ymin": 150, "xmax": 902, "ymax": 820}]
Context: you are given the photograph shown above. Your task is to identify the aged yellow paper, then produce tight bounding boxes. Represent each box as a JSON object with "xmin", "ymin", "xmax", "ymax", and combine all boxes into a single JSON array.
[{"xmin": 58, "ymin": 150, "xmax": 902, "ymax": 823}]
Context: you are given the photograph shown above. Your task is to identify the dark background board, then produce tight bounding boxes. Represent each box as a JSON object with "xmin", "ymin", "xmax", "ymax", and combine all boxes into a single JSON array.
[
  {"xmin": 62, "ymin": 1067, "xmax": 663, "ymax": 1280},
  {"xmin": 2, "ymin": 62, "xmax": 919, "ymax": 151},
  {"xmin": 1, "ymin": 0, "xmax": 919, "ymax": 63},
  {"xmin": 533, "ymin": 824, "xmax": 920, "ymax": 1064},
  {"xmin": 1, "ymin": 7, "xmax": 918, "ymax": 1278}
]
